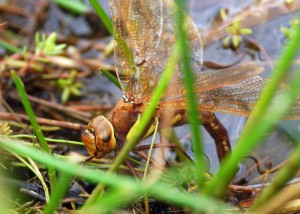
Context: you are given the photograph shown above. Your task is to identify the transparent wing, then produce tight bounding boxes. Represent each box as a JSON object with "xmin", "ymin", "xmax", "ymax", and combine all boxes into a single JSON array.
[
  {"xmin": 108, "ymin": 0, "xmax": 163, "ymax": 98},
  {"xmin": 108, "ymin": 0, "xmax": 134, "ymax": 94},
  {"xmin": 161, "ymin": 75, "xmax": 300, "ymax": 120},
  {"xmin": 108, "ymin": 0, "xmax": 204, "ymax": 100},
  {"xmin": 108, "ymin": 0, "xmax": 300, "ymax": 121},
  {"xmin": 163, "ymin": 62, "xmax": 264, "ymax": 100},
  {"xmin": 149, "ymin": 0, "xmax": 204, "ymax": 95}
]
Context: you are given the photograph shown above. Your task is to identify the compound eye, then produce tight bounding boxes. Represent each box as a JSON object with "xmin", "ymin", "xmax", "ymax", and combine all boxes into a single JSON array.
[{"xmin": 101, "ymin": 133, "xmax": 111, "ymax": 143}]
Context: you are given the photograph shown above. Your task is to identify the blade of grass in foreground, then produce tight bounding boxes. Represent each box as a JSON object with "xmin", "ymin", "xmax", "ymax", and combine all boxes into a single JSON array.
[
  {"xmin": 0, "ymin": 136, "xmax": 225, "ymax": 213},
  {"xmin": 111, "ymin": 42, "xmax": 180, "ymax": 171},
  {"xmin": 43, "ymin": 157, "xmax": 78, "ymax": 214},
  {"xmin": 176, "ymin": 0, "xmax": 205, "ymax": 187},
  {"xmin": 204, "ymin": 13, "xmax": 300, "ymax": 198},
  {"xmin": 82, "ymin": 42, "xmax": 181, "ymax": 208},
  {"xmin": 88, "ymin": 0, "xmax": 113, "ymax": 35},
  {"xmin": 11, "ymin": 70, "xmax": 57, "ymax": 191},
  {"xmin": 11, "ymin": 135, "xmax": 84, "ymax": 146}
]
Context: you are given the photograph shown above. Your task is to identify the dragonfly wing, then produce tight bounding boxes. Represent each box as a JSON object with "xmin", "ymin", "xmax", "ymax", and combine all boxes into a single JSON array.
[
  {"xmin": 125, "ymin": 0, "xmax": 164, "ymax": 98},
  {"xmin": 161, "ymin": 75, "xmax": 300, "ymax": 120},
  {"xmin": 160, "ymin": 75, "xmax": 264, "ymax": 116},
  {"xmin": 109, "ymin": 0, "xmax": 207, "ymax": 101},
  {"xmin": 135, "ymin": 0, "xmax": 205, "ymax": 97},
  {"xmin": 198, "ymin": 76, "xmax": 266, "ymax": 116},
  {"xmin": 108, "ymin": 0, "xmax": 163, "ymax": 98},
  {"xmin": 200, "ymin": 77, "xmax": 300, "ymax": 120},
  {"xmin": 108, "ymin": 0, "xmax": 134, "ymax": 94},
  {"xmin": 164, "ymin": 62, "xmax": 264, "ymax": 101}
]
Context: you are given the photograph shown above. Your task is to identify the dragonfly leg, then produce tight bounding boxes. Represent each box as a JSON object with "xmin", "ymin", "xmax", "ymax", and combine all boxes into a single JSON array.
[{"xmin": 201, "ymin": 111, "xmax": 231, "ymax": 162}]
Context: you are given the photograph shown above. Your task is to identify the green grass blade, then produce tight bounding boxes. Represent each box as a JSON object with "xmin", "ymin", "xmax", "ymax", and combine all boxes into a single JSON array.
[
  {"xmin": 82, "ymin": 43, "xmax": 181, "ymax": 208},
  {"xmin": 110, "ymin": 43, "xmax": 180, "ymax": 172},
  {"xmin": 176, "ymin": 0, "xmax": 205, "ymax": 187},
  {"xmin": 100, "ymin": 69, "xmax": 121, "ymax": 89},
  {"xmin": 204, "ymin": 12, "xmax": 300, "ymax": 198},
  {"xmin": 12, "ymin": 153, "xmax": 50, "ymax": 201},
  {"xmin": 88, "ymin": 0, "xmax": 113, "ymax": 35},
  {"xmin": 54, "ymin": 0, "xmax": 89, "ymax": 15},
  {"xmin": 11, "ymin": 71, "xmax": 57, "ymax": 190},
  {"xmin": 43, "ymin": 171, "xmax": 74, "ymax": 214},
  {"xmin": 11, "ymin": 134, "xmax": 84, "ymax": 146},
  {"xmin": 0, "ymin": 39, "xmax": 21, "ymax": 53},
  {"xmin": 143, "ymin": 119, "xmax": 159, "ymax": 181},
  {"xmin": 0, "ymin": 136, "xmax": 225, "ymax": 213}
]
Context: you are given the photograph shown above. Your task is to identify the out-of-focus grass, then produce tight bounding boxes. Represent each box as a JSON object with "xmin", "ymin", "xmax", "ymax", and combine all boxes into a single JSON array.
[
  {"xmin": 0, "ymin": 39, "xmax": 21, "ymax": 53},
  {"xmin": 0, "ymin": 136, "xmax": 225, "ymax": 213},
  {"xmin": 11, "ymin": 71, "xmax": 57, "ymax": 191},
  {"xmin": 204, "ymin": 12, "xmax": 300, "ymax": 198},
  {"xmin": 82, "ymin": 40, "xmax": 181, "ymax": 209},
  {"xmin": 175, "ymin": 0, "xmax": 206, "ymax": 187},
  {"xmin": 54, "ymin": 0, "xmax": 89, "ymax": 15}
]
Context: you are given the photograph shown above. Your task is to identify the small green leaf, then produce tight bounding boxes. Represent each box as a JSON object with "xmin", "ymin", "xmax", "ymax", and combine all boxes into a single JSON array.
[
  {"xmin": 70, "ymin": 86, "xmax": 81, "ymax": 96},
  {"xmin": 240, "ymin": 28, "xmax": 252, "ymax": 35},
  {"xmin": 223, "ymin": 36, "xmax": 231, "ymax": 47},
  {"xmin": 232, "ymin": 35, "xmax": 241, "ymax": 48},
  {"xmin": 45, "ymin": 33, "xmax": 57, "ymax": 48},
  {"xmin": 61, "ymin": 88, "xmax": 70, "ymax": 103}
]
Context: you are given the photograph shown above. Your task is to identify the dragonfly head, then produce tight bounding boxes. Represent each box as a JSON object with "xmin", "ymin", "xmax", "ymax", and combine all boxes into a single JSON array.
[{"xmin": 81, "ymin": 116, "xmax": 116, "ymax": 159}]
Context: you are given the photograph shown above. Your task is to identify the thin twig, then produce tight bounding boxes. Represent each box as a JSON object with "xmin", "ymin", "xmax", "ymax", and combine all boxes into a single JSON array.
[{"xmin": 0, "ymin": 112, "xmax": 83, "ymax": 130}]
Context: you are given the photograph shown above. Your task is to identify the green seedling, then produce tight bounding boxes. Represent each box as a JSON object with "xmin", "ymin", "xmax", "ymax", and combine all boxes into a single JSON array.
[
  {"xmin": 35, "ymin": 32, "xmax": 66, "ymax": 56},
  {"xmin": 223, "ymin": 18, "xmax": 252, "ymax": 48},
  {"xmin": 57, "ymin": 70, "xmax": 82, "ymax": 103}
]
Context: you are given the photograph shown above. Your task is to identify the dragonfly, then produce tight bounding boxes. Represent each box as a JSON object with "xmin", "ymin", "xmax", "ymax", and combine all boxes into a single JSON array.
[{"xmin": 81, "ymin": 0, "xmax": 300, "ymax": 162}]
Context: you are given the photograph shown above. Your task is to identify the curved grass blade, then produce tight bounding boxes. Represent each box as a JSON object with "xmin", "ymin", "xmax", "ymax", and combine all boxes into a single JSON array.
[
  {"xmin": 88, "ymin": 0, "xmax": 113, "ymax": 35},
  {"xmin": 100, "ymin": 69, "xmax": 121, "ymax": 89},
  {"xmin": 175, "ymin": 0, "xmax": 205, "ymax": 187},
  {"xmin": 43, "ymin": 158, "xmax": 78, "ymax": 214},
  {"xmin": 0, "ymin": 39, "xmax": 21, "ymax": 53},
  {"xmin": 11, "ymin": 70, "xmax": 57, "ymax": 190},
  {"xmin": 204, "ymin": 12, "xmax": 300, "ymax": 198},
  {"xmin": 11, "ymin": 135, "xmax": 84, "ymax": 146},
  {"xmin": 82, "ymin": 42, "xmax": 181, "ymax": 208},
  {"xmin": 0, "ymin": 136, "xmax": 225, "ymax": 213},
  {"xmin": 110, "ymin": 43, "xmax": 180, "ymax": 172}
]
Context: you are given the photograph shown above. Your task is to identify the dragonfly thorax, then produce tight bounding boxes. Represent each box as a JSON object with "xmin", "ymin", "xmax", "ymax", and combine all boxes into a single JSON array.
[{"xmin": 107, "ymin": 98, "xmax": 140, "ymax": 144}]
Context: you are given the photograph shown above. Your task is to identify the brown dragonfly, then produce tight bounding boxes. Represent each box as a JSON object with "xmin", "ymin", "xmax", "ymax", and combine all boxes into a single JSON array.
[{"xmin": 81, "ymin": 0, "xmax": 300, "ymax": 162}]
